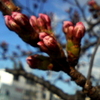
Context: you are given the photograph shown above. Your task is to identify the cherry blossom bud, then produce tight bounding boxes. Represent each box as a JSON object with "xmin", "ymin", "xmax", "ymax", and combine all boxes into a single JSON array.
[
  {"xmin": 74, "ymin": 22, "xmax": 85, "ymax": 39},
  {"xmin": 12, "ymin": 12, "xmax": 29, "ymax": 24},
  {"xmin": 37, "ymin": 17, "xmax": 45, "ymax": 28},
  {"xmin": 37, "ymin": 32, "xmax": 65, "ymax": 58},
  {"xmin": 11, "ymin": 12, "xmax": 33, "ymax": 31},
  {"xmin": 39, "ymin": 32, "xmax": 48, "ymax": 40},
  {"xmin": 39, "ymin": 13, "xmax": 51, "ymax": 30},
  {"xmin": 39, "ymin": 32, "xmax": 59, "ymax": 51},
  {"xmin": 29, "ymin": 16, "xmax": 40, "ymax": 32},
  {"xmin": 26, "ymin": 55, "xmax": 53, "ymax": 70},
  {"xmin": 29, "ymin": 16, "xmax": 37, "ymax": 27},
  {"xmin": 26, "ymin": 55, "xmax": 41, "ymax": 68},
  {"xmin": 63, "ymin": 21, "xmax": 85, "ymax": 42},
  {"xmin": 4, "ymin": 15, "xmax": 21, "ymax": 33},
  {"xmin": 37, "ymin": 41, "xmax": 49, "ymax": 53},
  {"xmin": 43, "ymin": 35, "xmax": 59, "ymax": 50},
  {"xmin": 63, "ymin": 21, "xmax": 74, "ymax": 39},
  {"xmin": 39, "ymin": 14, "xmax": 51, "ymax": 23},
  {"xmin": 88, "ymin": 0, "xmax": 96, "ymax": 6}
]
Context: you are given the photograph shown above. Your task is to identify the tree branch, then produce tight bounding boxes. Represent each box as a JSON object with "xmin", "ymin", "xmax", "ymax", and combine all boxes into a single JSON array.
[{"xmin": 5, "ymin": 68, "xmax": 70, "ymax": 100}]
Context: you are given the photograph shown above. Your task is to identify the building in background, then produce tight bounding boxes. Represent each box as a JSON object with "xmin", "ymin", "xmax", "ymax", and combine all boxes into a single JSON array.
[{"xmin": 0, "ymin": 69, "xmax": 62, "ymax": 100}]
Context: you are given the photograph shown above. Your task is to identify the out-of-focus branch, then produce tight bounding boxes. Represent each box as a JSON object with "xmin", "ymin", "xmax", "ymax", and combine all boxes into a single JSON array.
[
  {"xmin": 75, "ymin": 0, "xmax": 91, "ymax": 25},
  {"xmin": 87, "ymin": 21, "xmax": 100, "ymax": 32},
  {"xmin": 6, "ymin": 68, "xmax": 70, "ymax": 100},
  {"xmin": 81, "ymin": 41, "xmax": 97, "ymax": 55},
  {"xmin": 6, "ymin": 63, "xmax": 100, "ymax": 100},
  {"xmin": 87, "ymin": 38, "xmax": 100, "ymax": 80}
]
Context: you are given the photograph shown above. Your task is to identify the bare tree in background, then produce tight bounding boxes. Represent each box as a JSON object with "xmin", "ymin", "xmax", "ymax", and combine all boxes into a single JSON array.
[{"xmin": 1, "ymin": 0, "xmax": 100, "ymax": 100}]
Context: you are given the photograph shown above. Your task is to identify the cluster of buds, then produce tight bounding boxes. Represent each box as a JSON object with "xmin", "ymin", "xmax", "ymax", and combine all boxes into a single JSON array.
[
  {"xmin": 5, "ymin": 12, "xmax": 39, "ymax": 47},
  {"xmin": 37, "ymin": 32, "xmax": 65, "ymax": 59},
  {"xmin": 88, "ymin": 0, "xmax": 100, "ymax": 18},
  {"xmin": 63, "ymin": 21, "xmax": 85, "ymax": 66},
  {"xmin": 29, "ymin": 13, "xmax": 53, "ymax": 35},
  {"xmin": 4, "ymin": 12, "xmax": 52, "ymax": 47},
  {"xmin": 26, "ymin": 54, "xmax": 53, "ymax": 70}
]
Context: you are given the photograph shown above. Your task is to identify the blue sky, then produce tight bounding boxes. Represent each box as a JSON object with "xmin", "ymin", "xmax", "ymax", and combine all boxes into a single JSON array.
[{"xmin": 0, "ymin": 0, "xmax": 92, "ymax": 94}]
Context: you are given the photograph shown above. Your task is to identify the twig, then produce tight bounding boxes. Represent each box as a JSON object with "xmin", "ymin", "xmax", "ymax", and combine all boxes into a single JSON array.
[
  {"xmin": 87, "ymin": 38, "xmax": 100, "ymax": 80},
  {"xmin": 75, "ymin": 0, "xmax": 91, "ymax": 25},
  {"xmin": 6, "ymin": 68, "xmax": 70, "ymax": 100}
]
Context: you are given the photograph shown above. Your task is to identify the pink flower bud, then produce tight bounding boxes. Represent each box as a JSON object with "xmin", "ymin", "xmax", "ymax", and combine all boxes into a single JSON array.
[
  {"xmin": 4, "ymin": 15, "xmax": 21, "ymax": 33},
  {"xmin": 63, "ymin": 21, "xmax": 74, "ymax": 39},
  {"xmin": 38, "ymin": 32, "xmax": 60, "ymax": 53},
  {"xmin": 26, "ymin": 55, "xmax": 40, "ymax": 68},
  {"xmin": 37, "ymin": 17, "xmax": 45, "ymax": 28},
  {"xmin": 37, "ymin": 41, "xmax": 49, "ymax": 53},
  {"xmin": 39, "ymin": 32, "xmax": 48, "ymax": 40},
  {"xmin": 63, "ymin": 21, "xmax": 85, "ymax": 43},
  {"xmin": 88, "ymin": 0, "xmax": 96, "ymax": 6},
  {"xmin": 11, "ymin": 12, "xmax": 32, "ymax": 31},
  {"xmin": 29, "ymin": 16, "xmax": 37, "ymax": 27},
  {"xmin": 12, "ymin": 12, "xmax": 29, "ymax": 24},
  {"xmin": 39, "ymin": 13, "xmax": 51, "ymax": 23},
  {"xmin": 43, "ymin": 35, "xmax": 59, "ymax": 50},
  {"xmin": 39, "ymin": 13, "xmax": 51, "ymax": 30},
  {"xmin": 74, "ymin": 22, "xmax": 85, "ymax": 39},
  {"xmin": 29, "ymin": 16, "xmax": 40, "ymax": 32}
]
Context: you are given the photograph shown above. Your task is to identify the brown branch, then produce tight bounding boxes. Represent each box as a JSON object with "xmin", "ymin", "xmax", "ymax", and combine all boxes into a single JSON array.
[
  {"xmin": 81, "ymin": 41, "xmax": 97, "ymax": 55},
  {"xmin": 43, "ymin": 58, "xmax": 100, "ymax": 100},
  {"xmin": 64, "ymin": 67, "xmax": 100, "ymax": 100},
  {"xmin": 5, "ymin": 68, "xmax": 70, "ymax": 100},
  {"xmin": 6, "ymin": 59, "xmax": 100, "ymax": 100},
  {"xmin": 0, "ymin": 0, "xmax": 20, "ymax": 15},
  {"xmin": 75, "ymin": 0, "xmax": 91, "ymax": 25},
  {"xmin": 87, "ymin": 20, "xmax": 100, "ymax": 32},
  {"xmin": 0, "ymin": 0, "xmax": 12, "ymax": 15},
  {"xmin": 87, "ymin": 38, "xmax": 100, "ymax": 80}
]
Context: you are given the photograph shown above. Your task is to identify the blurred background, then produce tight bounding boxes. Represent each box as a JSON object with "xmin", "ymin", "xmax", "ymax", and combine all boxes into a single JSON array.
[{"xmin": 0, "ymin": 0, "xmax": 100, "ymax": 100}]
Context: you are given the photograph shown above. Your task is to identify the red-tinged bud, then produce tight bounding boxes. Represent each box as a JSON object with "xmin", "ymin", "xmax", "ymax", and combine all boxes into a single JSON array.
[
  {"xmin": 63, "ymin": 21, "xmax": 74, "ymax": 39},
  {"xmin": 37, "ymin": 41, "xmax": 49, "ymax": 53},
  {"xmin": 37, "ymin": 17, "xmax": 45, "ymax": 28},
  {"xmin": 88, "ymin": 0, "xmax": 96, "ymax": 6},
  {"xmin": 74, "ymin": 22, "xmax": 85, "ymax": 39},
  {"xmin": 11, "ymin": 12, "xmax": 33, "ymax": 32},
  {"xmin": 39, "ymin": 13, "xmax": 51, "ymax": 23},
  {"xmin": 29, "ymin": 16, "xmax": 37, "ymax": 27},
  {"xmin": 26, "ymin": 55, "xmax": 53, "ymax": 70},
  {"xmin": 38, "ymin": 32, "xmax": 65, "ymax": 58},
  {"xmin": 39, "ymin": 13, "xmax": 51, "ymax": 30},
  {"xmin": 39, "ymin": 32, "xmax": 48, "ymax": 40},
  {"xmin": 26, "ymin": 55, "xmax": 41, "ymax": 68},
  {"xmin": 4, "ymin": 15, "xmax": 21, "ymax": 33},
  {"xmin": 38, "ymin": 32, "xmax": 62, "ymax": 57},
  {"xmin": 29, "ymin": 16, "xmax": 40, "ymax": 32},
  {"xmin": 43, "ymin": 35, "xmax": 59, "ymax": 50},
  {"xmin": 12, "ymin": 12, "xmax": 29, "ymax": 25}
]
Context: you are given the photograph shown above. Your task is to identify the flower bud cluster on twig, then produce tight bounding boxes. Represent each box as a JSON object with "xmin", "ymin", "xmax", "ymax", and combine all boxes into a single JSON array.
[
  {"xmin": 4, "ymin": 12, "xmax": 53, "ymax": 47},
  {"xmin": 63, "ymin": 21, "xmax": 85, "ymax": 66},
  {"xmin": 26, "ymin": 55, "xmax": 53, "ymax": 70},
  {"xmin": 37, "ymin": 32, "xmax": 65, "ymax": 59},
  {"xmin": 4, "ymin": 11, "xmax": 85, "ymax": 70}
]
